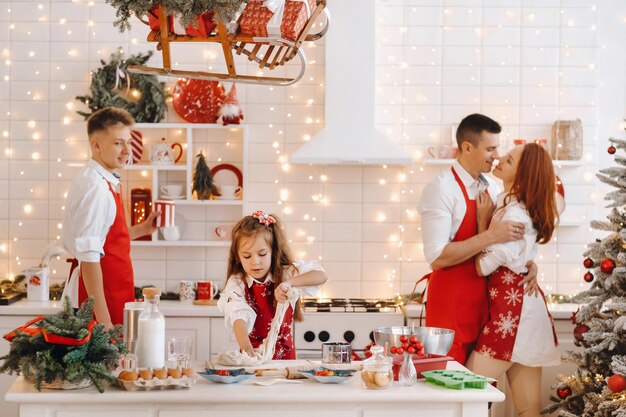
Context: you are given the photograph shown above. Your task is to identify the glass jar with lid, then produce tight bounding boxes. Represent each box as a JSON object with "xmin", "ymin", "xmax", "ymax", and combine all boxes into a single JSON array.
[{"xmin": 361, "ymin": 345, "xmax": 393, "ymax": 389}]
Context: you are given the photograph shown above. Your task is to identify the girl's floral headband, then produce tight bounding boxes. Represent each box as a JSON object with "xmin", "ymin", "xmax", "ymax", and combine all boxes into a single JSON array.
[{"xmin": 252, "ymin": 210, "xmax": 276, "ymax": 226}]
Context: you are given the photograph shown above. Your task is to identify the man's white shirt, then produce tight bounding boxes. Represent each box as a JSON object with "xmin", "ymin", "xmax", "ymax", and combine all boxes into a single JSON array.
[{"xmin": 417, "ymin": 161, "xmax": 502, "ymax": 265}]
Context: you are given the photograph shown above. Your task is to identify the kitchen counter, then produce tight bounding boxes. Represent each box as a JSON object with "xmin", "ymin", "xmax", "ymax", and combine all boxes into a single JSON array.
[
  {"xmin": 403, "ymin": 302, "xmax": 579, "ymax": 320},
  {"xmin": 5, "ymin": 361, "xmax": 504, "ymax": 417},
  {"xmin": 0, "ymin": 299, "xmax": 222, "ymax": 317}
]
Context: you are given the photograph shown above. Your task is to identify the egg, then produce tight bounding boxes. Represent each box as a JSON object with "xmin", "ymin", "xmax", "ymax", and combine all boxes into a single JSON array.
[
  {"xmin": 120, "ymin": 371, "xmax": 139, "ymax": 381},
  {"xmin": 182, "ymin": 368, "xmax": 196, "ymax": 377},
  {"xmin": 139, "ymin": 369, "xmax": 153, "ymax": 380},
  {"xmin": 167, "ymin": 368, "xmax": 182, "ymax": 379},
  {"xmin": 153, "ymin": 368, "xmax": 168, "ymax": 380}
]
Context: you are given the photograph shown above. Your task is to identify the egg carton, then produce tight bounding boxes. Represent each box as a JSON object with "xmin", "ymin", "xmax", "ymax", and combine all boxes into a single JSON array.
[
  {"xmin": 421, "ymin": 370, "xmax": 495, "ymax": 390},
  {"xmin": 116, "ymin": 375, "xmax": 197, "ymax": 391}
]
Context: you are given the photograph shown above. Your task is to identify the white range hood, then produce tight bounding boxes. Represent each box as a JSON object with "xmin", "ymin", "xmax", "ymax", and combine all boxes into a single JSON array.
[{"xmin": 290, "ymin": 0, "xmax": 412, "ymax": 165}]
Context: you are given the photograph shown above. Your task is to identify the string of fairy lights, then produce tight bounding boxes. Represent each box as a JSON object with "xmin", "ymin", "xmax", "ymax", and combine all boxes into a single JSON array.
[{"xmin": 0, "ymin": 1, "xmax": 621, "ymax": 300}]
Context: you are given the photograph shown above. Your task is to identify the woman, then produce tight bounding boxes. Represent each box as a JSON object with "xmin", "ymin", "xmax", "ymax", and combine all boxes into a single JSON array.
[{"xmin": 467, "ymin": 143, "xmax": 560, "ymax": 417}]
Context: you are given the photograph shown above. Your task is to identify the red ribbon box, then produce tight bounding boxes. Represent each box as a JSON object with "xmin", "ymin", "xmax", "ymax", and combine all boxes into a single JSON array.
[
  {"xmin": 148, "ymin": 7, "xmax": 216, "ymax": 38},
  {"xmin": 239, "ymin": 0, "xmax": 316, "ymax": 41}
]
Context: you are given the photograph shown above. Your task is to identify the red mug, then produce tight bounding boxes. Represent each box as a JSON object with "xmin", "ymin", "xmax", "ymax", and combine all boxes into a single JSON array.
[
  {"xmin": 196, "ymin": 281, "xmax": 217, "ymax": 300},
  {"xmin": 154, "ymin": 200, "xmax": 175, "ymax": 228}
]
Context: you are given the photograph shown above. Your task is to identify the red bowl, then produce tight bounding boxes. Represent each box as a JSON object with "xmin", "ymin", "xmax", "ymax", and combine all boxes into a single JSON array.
[{"xmin": 391, "ymin": 354, "xmax": 452, "ymax": 380}]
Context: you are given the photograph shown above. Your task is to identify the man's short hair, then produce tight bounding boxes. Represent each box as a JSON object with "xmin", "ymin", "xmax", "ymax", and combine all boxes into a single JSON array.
[
  {"xmin": 87, "ymin": 107, "xmax": 134, "ymax": 137},
  {"xmin": 456, "ymin": 113, "xmax": 501, "ymax": 150}
]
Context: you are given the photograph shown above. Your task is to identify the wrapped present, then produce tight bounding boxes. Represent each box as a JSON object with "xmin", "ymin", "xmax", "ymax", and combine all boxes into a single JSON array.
[
  {"xmin": 239, "ymin": 0, "xmax": 316, "ymax": 41},
  {"xmin": 148, "ymin": 7, "xmax": 216, "ymax": 38}
]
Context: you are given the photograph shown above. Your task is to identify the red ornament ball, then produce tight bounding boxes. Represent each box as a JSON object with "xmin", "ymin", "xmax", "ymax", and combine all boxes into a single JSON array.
[
  {"xmin": 557, "ymin": 386, "xmax": 572, "ymax": 399},
  {"xmin": 608, "ymin": 374, "xmax": 626, "ymax": 393},
  {"xmin": 608, "ymin": 145, "xmax": 616, "ymax": 155},
  {"xmin": 573, "ymin": 323, "xmax": 589, "ymax": 347},
  {"xmin": 584, "ymin": 272, "xmax": 594, "ymax": 283},
  {"xmin": 583, "ymin": 258, "xmax": 594, "ymax": 269},
  {"xmin": 600, "ymin": 258, "xmax": 616, "ymax": 274},
  {"xmin": 172, "ymin": 79, "xmax": 225, "ymax": 123}
]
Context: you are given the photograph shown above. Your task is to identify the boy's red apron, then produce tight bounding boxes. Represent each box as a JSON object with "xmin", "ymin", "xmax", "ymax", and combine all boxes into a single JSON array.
[
  {"xmin": 78, "ymin": 182, "xmax": 135, "ymax": 326},
  {"xmin": 424, "ymin": 167, "xmax": 489, "ymax": 365},
  {"xmin": 245, "ymin": 280, "xmax": 295, "ymax": 359}
]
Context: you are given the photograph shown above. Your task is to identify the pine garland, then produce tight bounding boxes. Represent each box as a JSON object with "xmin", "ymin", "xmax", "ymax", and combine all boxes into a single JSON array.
[
  {"xmin": 75, "ymin": 48, "xmax": 167, "ymax": 123},
  {"xmin": 0, "ymin": 297, "xmax": 125, "ymax": 392},
  {"xmin": 542, "ymin": 134, "xmax": 626, "ymax": 417},
  {"xmin": 105, "ymin": 0, "xmax": 247, "ymax": 32}
]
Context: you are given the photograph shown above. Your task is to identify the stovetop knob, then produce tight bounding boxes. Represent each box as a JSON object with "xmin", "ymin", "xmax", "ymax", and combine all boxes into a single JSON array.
[
  {"xmin": 318, "ymin": 330, "xmax": 330, "ymax": 342},
  {"xmin": 343, "ymin": 331, "xmax": 355, "ymax": 342},
  {"xmin": 369, "ymin": 331, "xmax": 375, "ymax": 343},
  {"xmin": 303, "ymin": 331, "xmax": 315, "ymax": 342}
]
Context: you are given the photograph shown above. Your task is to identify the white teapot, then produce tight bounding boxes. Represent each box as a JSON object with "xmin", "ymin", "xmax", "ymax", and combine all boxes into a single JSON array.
[{"xmin": 149, "ymin": 137, "xmax": 183, "ymax": 165}]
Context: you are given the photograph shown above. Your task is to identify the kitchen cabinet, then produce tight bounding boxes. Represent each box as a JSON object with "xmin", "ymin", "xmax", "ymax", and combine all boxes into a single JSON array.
[{"xmin": 125, "ymin": 123, "xmax": 248, "ymax": 246}]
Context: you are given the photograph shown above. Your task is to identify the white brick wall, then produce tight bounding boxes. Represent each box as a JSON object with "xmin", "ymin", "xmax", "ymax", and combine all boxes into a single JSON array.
[{"xmin": 0, "ymin": 0, "xmax": 624, "ymax": 299}]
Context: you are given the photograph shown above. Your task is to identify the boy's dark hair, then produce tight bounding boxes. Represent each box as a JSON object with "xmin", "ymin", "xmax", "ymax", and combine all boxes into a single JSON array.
[
  {"xmin": 456, "ymin": 113, "xmax": 501, "ymax": 151},
  {"xmin": 87, "ymin": 107, "xmax": 134, "ymax": 137}
]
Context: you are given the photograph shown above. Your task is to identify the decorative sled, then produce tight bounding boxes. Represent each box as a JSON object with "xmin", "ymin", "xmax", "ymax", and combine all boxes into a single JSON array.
[{"xmin": 129, "ymin": 1, "xmax": 330, "ymax": 86}]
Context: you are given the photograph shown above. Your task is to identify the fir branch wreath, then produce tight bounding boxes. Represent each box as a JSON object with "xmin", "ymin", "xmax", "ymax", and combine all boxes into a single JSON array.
[
  {"xmin": 75, "ymin": 48, "xmax": 167, "ymax": 123},
  {"xmin": 105, "ymin": 0, "xmax": 247, "ymax": 32},
  {"xmin": 0, "ymin": 297, "xmax": 125, "ymax": 392}
]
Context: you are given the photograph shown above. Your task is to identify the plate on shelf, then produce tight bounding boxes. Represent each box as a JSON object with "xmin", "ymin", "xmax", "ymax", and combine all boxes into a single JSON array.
[
  {"xmin": 210, "ymin": 164, "xmax": 243, "ymax": 187},
  {"xmin": 213, "ymin": 196, "xmax": 240, "ymax": 201}
]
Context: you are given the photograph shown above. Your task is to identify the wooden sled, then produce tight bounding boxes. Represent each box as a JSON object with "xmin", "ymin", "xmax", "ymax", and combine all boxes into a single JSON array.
[{"xmin": 128, "ymin": 1, "xmax": 329, "ymax": 86}]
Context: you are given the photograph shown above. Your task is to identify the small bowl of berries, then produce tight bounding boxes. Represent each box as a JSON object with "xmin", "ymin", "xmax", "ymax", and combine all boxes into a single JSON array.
[
  {"xmin": 199, "ymin": 368, "xmax": 255, "ymax": 384},
  {"xmin": 300, "ymin": 367, "xmax": 356, "ymax": 384}
]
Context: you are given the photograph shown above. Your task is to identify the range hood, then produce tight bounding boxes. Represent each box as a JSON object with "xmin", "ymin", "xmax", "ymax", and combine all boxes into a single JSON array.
[{"xmin": 290, "ymin": 0, "xmax": 412, "ymax": 165}]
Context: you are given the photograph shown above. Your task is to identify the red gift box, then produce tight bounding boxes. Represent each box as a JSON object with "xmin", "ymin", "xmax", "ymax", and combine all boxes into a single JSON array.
[
  {"xmin": 239, "ymin": 0, "xmax": 316, "ymax": 41},
  {"xmin": 148, "ymin": 7, "xmax": 216, "ymax": 38}
]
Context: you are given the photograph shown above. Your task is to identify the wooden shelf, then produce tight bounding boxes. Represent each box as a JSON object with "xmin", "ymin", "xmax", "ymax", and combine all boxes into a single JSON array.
[{"xmin": 131, "ymin": 240, "xmax": 231, "ymax": 247}]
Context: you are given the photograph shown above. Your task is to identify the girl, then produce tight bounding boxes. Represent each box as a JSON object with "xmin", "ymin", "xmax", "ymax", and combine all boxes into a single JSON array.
[
  {"xmin": 217, "ymin": 211, "xmax": 328, "ymax": 360},
  {"xmin": 467, "ymin": 143, "xmax": 560, "ymax": 417}
]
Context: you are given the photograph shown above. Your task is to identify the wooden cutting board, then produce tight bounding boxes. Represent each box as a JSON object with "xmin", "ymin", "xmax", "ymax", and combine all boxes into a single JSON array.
[{"xmin": 192, "ymin": 299, "xmax": 217, "ymax": 306}]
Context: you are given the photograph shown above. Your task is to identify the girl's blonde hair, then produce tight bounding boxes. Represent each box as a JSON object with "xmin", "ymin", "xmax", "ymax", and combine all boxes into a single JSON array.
[{"xmin": 226, "ymin": 213, "xmax": 304, "ymax": 321}]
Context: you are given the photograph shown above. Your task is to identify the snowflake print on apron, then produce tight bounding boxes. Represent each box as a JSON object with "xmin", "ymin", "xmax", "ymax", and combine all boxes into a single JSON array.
[{"xmin": 475, "ymin": 266, "xmax": 557, "ymax": 362}]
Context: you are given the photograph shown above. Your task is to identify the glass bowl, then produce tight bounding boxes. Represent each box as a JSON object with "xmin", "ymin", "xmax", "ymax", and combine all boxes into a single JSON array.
[{"xmin": 373, "ymin": 326, "xmax": 455, "ymax": 356}]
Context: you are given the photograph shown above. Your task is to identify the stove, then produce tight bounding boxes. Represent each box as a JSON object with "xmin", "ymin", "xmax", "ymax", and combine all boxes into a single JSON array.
[{"xmin": 294, "ymin": 298, "xmax": 405, "ymax": 360}]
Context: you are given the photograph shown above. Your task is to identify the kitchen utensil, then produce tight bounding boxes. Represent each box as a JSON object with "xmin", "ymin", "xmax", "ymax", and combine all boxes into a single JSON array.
[
  {"xmin": 422, "ymin": 370, "xmax": 496, "ymax": 390},
  {"xmin": 253, "ymin": 378, "xmax": 303, "ymax": 386},
  {"xmin": 321, "ymin": 341, "xmax": 351, "ymax": 364},
  {"xmin": 373, "ymin": 326, "xmax": 455, "ymax": 356}
]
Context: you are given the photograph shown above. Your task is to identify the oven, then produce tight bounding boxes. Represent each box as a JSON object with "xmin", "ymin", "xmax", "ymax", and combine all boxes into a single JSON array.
[{"xmin": 293, "ymin": 298, "xmax": 405, "ymax": 360}]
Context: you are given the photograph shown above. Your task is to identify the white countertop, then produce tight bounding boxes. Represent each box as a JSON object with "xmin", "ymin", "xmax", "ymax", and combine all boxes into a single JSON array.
[
  {"xmin": 5, "ymin": 361, "xmax": 504, "ymax": 405},
  {"xmin": 403, "ymin": 302, "xmax": 579, "ymax": 320},
  {"xmin": 0, "ymin": 300, "xmax": 222, "ymax": 317}
]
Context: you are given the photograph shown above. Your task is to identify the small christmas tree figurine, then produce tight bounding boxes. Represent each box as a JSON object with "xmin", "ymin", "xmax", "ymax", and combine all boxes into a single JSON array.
[
  {"xmin": 192, "ymin": 152, "xmax": 219, "ymax": 200},
  {"xmin": 543, "ymin": 135, "xmax": 626, "ymax": 416}
]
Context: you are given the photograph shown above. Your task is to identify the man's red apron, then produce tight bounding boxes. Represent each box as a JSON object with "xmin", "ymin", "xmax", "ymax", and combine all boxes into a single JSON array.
[
  {"xmin": 245, "ymin": 280, "xmax": 296, "ymax": 360},
  {"xmin": 78, "ymin": 182, "xmax": 135, "ymax": 326},
  {"xmin": 424, "ymin": 167, "xmax": 489, "ymax": 365}
]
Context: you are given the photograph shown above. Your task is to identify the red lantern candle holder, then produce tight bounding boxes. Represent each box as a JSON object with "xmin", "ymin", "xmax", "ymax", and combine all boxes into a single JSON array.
[{"xmin": 131, "ymin": 188, "xmax": 152, "ymax": 241}]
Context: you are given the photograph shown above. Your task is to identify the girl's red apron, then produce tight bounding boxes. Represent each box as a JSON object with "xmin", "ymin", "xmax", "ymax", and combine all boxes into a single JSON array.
[
  {"xmin": 78, "ymin": 182, "xmax": 135, "ymax": 326},
  {"xmin": 475, "ymin": 266, "xmax": 557, "ymax": 361},
  {"xmin": 424, "ymin": 167, "xmax": 489, "ymax": 365},
  {"xmin": 245, "ymin": 280, "xmax": 296, "ymax": 360}
]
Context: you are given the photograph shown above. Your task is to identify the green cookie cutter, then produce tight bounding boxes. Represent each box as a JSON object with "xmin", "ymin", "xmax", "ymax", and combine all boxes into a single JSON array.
[{"xmin": 421, "ymin": 370, "xmax": 496, "ymax": 390}]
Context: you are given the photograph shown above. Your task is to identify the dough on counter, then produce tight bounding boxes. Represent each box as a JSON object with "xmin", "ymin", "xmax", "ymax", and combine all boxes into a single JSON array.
[{"xmin": 217, "ymin": 287, "xmax": 301, "ymax": 366}]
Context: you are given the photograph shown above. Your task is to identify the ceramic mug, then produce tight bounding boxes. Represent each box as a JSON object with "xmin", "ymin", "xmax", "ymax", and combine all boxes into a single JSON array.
[
  {"xmin": 162, "ymin": 225, "xmax": 181, "ymax": 241},
  {"xmin": 24, "ymin": 267, "xmax": 49, "ymax": 301},
  {"xmin": 154, "ymin": 200, "xmax": 175, "ymax": 228},
  {"xmin": 196, "ymin": 281, "xmax": 217, "ymax": 300},
  {"xmin": 179, "ymin": 280, "xmax": 195, "ymax": 303},
  {"xmin": 161, "ymin": 184, "xmax": 183, "ymax": 197},
  {"xmin": 428, "ymin": 145, "xmax": 456, "ymax": 159},
  {"xmin": 220, "ymin": 185, "xmax": 242, "ymax": 199}
]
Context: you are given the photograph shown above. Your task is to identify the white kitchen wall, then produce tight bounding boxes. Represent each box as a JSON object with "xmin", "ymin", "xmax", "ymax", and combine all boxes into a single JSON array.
[{"xmin": 0, "ymin": 0, "xmax": 624, "ymax": 299}]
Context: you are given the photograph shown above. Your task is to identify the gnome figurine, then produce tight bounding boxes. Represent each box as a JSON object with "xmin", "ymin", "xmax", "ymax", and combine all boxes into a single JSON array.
[{"xmin": 219, "ymin": 83, "xmax": 244, "ymax": 126}]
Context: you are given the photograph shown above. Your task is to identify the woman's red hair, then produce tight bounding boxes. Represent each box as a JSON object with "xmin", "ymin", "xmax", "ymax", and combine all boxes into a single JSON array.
[{"xmin": 504, "ymin": 143, "xmax": 558, "ymax": 244}]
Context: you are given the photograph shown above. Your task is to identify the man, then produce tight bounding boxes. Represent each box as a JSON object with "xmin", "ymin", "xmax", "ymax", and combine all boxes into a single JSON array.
[
  {"xmin": 417, "ymin": 113, "xmax": 538, "ymax": 365},
  {"xmin": 63, "ymin": 107, "xmax": 158, "ymax": 329}
]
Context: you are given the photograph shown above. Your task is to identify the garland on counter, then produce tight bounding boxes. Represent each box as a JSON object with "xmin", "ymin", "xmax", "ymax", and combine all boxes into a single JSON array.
[
  {"xmin": 105, "ymin": 0, "xmax": 247, "ymax": 31},
  {"xmin": 75, "ymin": 49, "xmax": 167, "ymax": 123},
  {"xmin": 0, "ymin": 297, "xmax": 125, "ymax": 392}
]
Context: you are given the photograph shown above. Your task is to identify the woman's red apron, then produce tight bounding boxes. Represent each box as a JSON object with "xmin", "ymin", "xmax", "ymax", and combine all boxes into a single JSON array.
[
  {"xmin": 78, "ymin": 182, "xmax": 135, "ymax": 326},
  {"xmin": 475, "ymin": 266, "xmax": 557, "ymax": 361},
  {"xmin": 424, "ymin": 167, "xmax": 489, "ymax": 365},
  {"xmin": 245, "ymin": 280, "xmax": 296, "ymax": 360}
]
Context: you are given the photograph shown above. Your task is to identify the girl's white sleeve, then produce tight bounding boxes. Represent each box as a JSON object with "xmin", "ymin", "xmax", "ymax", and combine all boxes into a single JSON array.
[
  {"xmin": 290, "ymin": 260, "xmax": 327, "ymax": 297},
  {"xmin": 479, "ymin": 205, "xmax": 530, "ymax": 276},
  {"xmin": 217, "ymin": 277, "xmax": 256, "ymax": 333}
]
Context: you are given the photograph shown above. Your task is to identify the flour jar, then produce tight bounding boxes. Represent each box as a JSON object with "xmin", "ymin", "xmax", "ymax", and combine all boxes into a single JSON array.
[{"xmin": 24, "ymin": 267, "xmax": 49, "ymax": 301}]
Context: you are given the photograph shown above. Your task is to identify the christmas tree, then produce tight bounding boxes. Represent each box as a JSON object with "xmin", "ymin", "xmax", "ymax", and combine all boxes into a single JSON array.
[
  {"xmin": 192, "ymin": 152, "xmax": 219, "ymax": 200},
  {"xmin": 543, "ymin": 137, "xmax": 626, "ymax": 416}
]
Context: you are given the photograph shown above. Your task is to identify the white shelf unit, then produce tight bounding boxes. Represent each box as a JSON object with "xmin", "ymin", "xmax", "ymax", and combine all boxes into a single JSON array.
[
  {"xmin": 128, "ymin": 123, "xmax": 248, "ymax": 247},
  {"xmin": 423, "ymin": 158, "xmax": 585, "ymax": 167}
]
